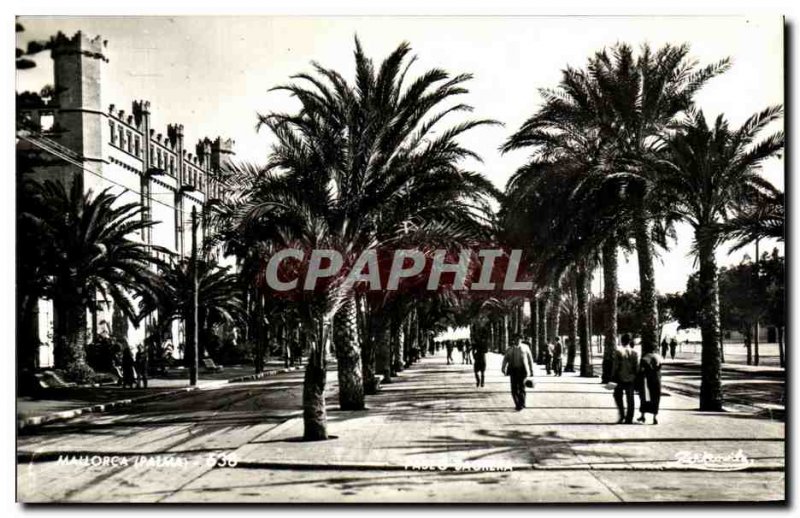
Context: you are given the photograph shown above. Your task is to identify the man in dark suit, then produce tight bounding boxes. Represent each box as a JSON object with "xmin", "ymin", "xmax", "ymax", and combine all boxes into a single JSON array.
[{"xmin": 611, "ymin": 333, "xmax": 639, "ymax": 424}]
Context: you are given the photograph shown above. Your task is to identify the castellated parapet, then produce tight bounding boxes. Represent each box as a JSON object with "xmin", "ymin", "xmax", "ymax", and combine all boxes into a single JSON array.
[
  {"xmin": 50, "ymin": 31, "xmax": 109, "ymax": 62},
  {"xmin": 20, "ymin": 31, "xmax": 234, "ymax": 257}
]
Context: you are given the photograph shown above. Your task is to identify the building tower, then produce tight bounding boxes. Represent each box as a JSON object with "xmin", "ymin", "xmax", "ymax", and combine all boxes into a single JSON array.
[{"xmin": 50, "ymin": 31, "xmax": 109, "ymax": 189}]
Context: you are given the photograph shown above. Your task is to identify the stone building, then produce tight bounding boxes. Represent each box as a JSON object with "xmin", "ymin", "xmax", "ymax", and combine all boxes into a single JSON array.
[{"xmin": 18, "ymin": 31, "xmax": 236, "ymax": 367}]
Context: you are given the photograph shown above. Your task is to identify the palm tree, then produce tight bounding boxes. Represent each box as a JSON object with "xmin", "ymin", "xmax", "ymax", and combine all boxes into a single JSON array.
[
  {"xmin": 19, "ymin": 180, "xmax": 163, "ymax": 371},
  {"xmin": 658, "ymin": 106, "xmax": 784, "ymax": 410},
  {"xmin": 143, "ymin": 257, "xmax": 246, "ymax": 366}
]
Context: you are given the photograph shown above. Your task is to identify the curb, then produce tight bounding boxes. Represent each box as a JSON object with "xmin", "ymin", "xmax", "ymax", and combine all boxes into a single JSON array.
[
  {"xmin": 17, "ymin": 386, "xmax": 198, "ymax": 432},
  {"xmin": 661, "ymin": 380, "xmax": 783, "ymax": 417},
  {"xmin": 227, "ymin": 367, "xmax": 296, "ymax": 383},
  {"xmin": 230, "ymin": 459, "xmax": 785, "ymax": 473},
  {"xmin": 18, "ymin": 366, "xmax": 301, "ymax": 431}
]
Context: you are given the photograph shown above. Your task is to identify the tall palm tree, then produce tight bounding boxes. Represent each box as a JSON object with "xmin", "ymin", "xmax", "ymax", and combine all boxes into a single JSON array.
[
  {"xmin": 212, "ymin": 39, "xmax": 496, "ymax": 440},
  {"xmin": 19, "ymin": 180, "xmax": 163, "ymax": 370},
  {"xmin": 252, "ymin": 38, "xmax": 497, "ymax": 414},
  {"xmin": 658, "ymin": 106, "xmax": 784, "ymax": 410}
]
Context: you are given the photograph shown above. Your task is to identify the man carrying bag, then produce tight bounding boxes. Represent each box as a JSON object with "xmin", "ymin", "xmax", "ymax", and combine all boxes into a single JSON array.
[{"xmin": 501, "ymin": 335, "xmax": 536, "ymax": 411}]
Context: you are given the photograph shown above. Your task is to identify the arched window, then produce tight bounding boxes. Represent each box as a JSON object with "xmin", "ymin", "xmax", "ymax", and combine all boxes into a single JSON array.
[{"xmin": 109, "ymin": 121, "xmax": 116, "ymax": 144}]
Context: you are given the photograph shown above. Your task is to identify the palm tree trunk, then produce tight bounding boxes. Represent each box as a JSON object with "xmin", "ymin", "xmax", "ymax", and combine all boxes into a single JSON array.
[
  {"xmin": 601, "ymin": 238, "xmax": 619, "ymax": 383},
  {"xmin": 537, "ymin": 291, "xmax": 550, "ymax": 363},
  {"xmin": 502, "ymin": 314, "xmax": 509, "ymax": 351},
  {"xmin": 529, "ymin": 295, "xmax": 538, "ymax": 353},
  {"xmin": 632, "ymin": 207, "xmax": 659, "ymax": 355},
  {"xmin": 577, "ymin": 262, "xmax": 593, "ymax": 377},
  {"xmin": 374, "ymin": 309, "xmax": 392, "ymax": 384},
  {"xmin": 18, "ymin": 294, "xmax": 40, "ymax": 374},
  {"xmin": 333, "ymin": 298, "xmax": 364, "ymax": 410},
  {"xmin": 753, "ymin": 322, "xmax": 760, "ymax": 366},
  {"xmin": 252, "ymin": 291, "xmax": 264, "ymax": 373},
  {"xmin": 744, "ymin": 326, "xmax": 752, "ymax": 365},
  {"xmin": 55, "ymin": 293, "xmax": 89, "ymax": 369},
  {"xmin": 358, "ymin": 297, "xmax": 377, "ymax": 394},
  {"xmin": 697, "ymin": 235, "xmax": 723, "ymax": 411},
  {"xmin": 547, "ymin": 285, "xmax": 562, "ymax": 343},
  {"xmin": 390, "ymin": 312, "xmax": 402, "ymax": 375},
  {"xmin": 566, "ymin": 282, "xmax": 577, "ymax": 372},
  {"xmin": 302, "ymin": 316, "xmax": 328, "ymax": 441}
]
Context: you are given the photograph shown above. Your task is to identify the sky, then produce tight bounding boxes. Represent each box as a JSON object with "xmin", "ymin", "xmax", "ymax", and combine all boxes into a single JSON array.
[{"xmin": 16, "ymin": 15, "xmax": 785, "ymax": 295}]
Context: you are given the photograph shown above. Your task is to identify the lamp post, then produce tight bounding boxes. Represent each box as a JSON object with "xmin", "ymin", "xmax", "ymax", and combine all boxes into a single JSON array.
[
  {"xmin": 189, "ymin": 205, "xmax": 199, "ymax": 386},
  {"xmin": 140, "ymin": 166, "xmax": 166, "ymax": 387}
]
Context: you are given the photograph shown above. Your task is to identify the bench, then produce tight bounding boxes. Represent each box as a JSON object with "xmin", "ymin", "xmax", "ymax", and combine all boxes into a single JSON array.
[{"xmin": 202, "ymin": 358, "xmax": 223, "ymax": 372}]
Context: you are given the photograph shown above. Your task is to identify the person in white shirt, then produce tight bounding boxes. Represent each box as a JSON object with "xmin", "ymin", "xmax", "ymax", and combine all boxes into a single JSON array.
[{"xmin": 501, "ymin": 335, "xmax": 536, "ymax": 410}]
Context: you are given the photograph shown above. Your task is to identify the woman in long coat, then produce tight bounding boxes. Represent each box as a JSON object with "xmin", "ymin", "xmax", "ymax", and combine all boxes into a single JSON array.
[
  {"xmin": 636, "ymin": 351, "xmax": 663, "ymax": 424},
  {"xmin": 121, "ymin": 347, "xmax": 137, "ymax": 389}
]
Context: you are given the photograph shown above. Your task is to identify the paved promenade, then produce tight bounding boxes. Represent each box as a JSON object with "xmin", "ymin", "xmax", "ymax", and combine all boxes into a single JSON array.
[{"xmin": 17, "ymin": 351, "xmax": 785, "ymax": 503}]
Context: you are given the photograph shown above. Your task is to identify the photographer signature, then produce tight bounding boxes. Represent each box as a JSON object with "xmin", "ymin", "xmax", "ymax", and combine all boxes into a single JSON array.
[{"xmin": 671, "ymin": 449, "xmax": 753, "ymax": 471}]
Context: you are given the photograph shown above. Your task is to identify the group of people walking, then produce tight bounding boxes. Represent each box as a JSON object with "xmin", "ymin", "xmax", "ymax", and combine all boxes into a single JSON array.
[
  {"xmin": 661, "ymin": 337, "xmax": 679, "ymax": 360},
  {"xmin": 453, "ymin": 333, "xmax": 663, "ymax": 422},
  {"xmin": 444, "ymin": 339, "xmax": 474, "ymax": 366},
  {"xmin": 611, "ymin": 333, "xmax": 662, "ymax": 424},
  {"xmin": 118, "ymin": 345, "xmax": 148, "ymax": 389}
]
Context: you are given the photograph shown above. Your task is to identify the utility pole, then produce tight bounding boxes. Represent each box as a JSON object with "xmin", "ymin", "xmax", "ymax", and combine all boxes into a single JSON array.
[
  {"xmin": 753, "ymin": 238, "xmax": 760, "ymax": 366},
  {"xmin": 189, "ymin": 206, "xmax": 199, "ymax": 386}
]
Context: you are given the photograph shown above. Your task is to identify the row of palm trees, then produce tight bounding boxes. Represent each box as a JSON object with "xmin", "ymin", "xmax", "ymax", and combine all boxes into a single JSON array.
[
  {"xmin": 17, "ymin": 176, "xmax": 245, "ymax": 383},
  {"xmin": 18, "ymin": 38, "xmax": 783, "ymax": 438},
  {"xmin": 206, "ymin": 39, "xmax": 500, "ymax": 439},
  {"xmin": 500, "ymin": 43, "xmax": 784, "ymax": 411}
]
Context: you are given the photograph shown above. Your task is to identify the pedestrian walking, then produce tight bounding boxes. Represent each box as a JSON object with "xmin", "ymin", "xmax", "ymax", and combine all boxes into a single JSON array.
[
  {"xmin": 473, "ymin": 341, "xmax": 487, "ymax": 387},
  {"xmin": 545, "ymin": 340, "xmax": 554, "ymax": 375},
  {"xmin": 501, "ymin": 335, "xmax": 535, "ymax": 411},
  {"xmin": 669, "ymin": 338, "xmax": 677, "ymax": 360},
  {"xmin": 446, "ymin": 341, "xmax": 454, "ymax": 365},
  {"xmin": 552, "ymin": 337, "xmax": 563, "ymax": 376},
  {"xmin": 121, "ymin": 346, "xmax": 137, "ymax": 389},
  {"xmin": 135, "ymin": 345, "xmax": 147, "ymax": 388},
  {"xmin": 611, "ymin": 333, "xmax": 639, "ymax": 424},
  {"xmin": 636, "ymin": 350, "xmax": 663, "ymax": 425},
  {"xmin": 660, "ymin": 338, "xmax": 669, "ymax": 358}
]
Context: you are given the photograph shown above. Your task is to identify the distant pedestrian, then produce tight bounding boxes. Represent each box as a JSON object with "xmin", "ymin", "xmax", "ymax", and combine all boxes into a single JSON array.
[
  {"xmin": 636, "ymin": 351, "xmax": 663, "ymax": 425},
  {"xmin": 121, "ymin": 347, "xmax": 136, "ymax": 389},
  {"xmin": 446, "ymin": 341, "xmax": 454, "ymax": 365},
  {"xmin": 135, "ymin": 345, "xmax": 147, "ymax": 388},
  {"xmin": 669, "ymin": 338, "xmax": 677, "ymax": 360},
  {"xmin": 473, "ymin": 341, "xmax": 487, "ymax": 387},
  {"xmin": 611, "ymin": 333, "xmax": 639, "ymax": 424},
  {"xmin": 545, "ymin": 340, "xmax": 554, "ymax": 375},
  {"xmin": 552, "ymin": 337, "xmax": 563, "ymax": 377},
  {"xmin": 501, "ymin": 335, "xmax": 535, "ymax": 411},
  {"xmin": 660, "ymin": 338, "xmax": 669, "ymax": 358},
  {"xmin": 461, "ymin": 341, "xmax": 470, "ymax": 365}
]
